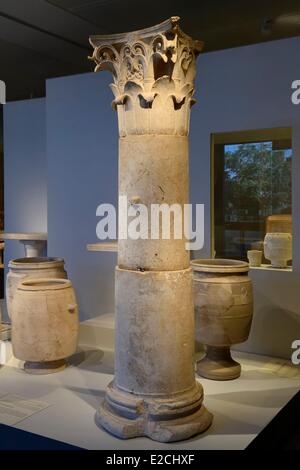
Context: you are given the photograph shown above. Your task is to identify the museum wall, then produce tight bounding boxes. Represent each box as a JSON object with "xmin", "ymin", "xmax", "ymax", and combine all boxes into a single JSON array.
[
  {"xmin": 4, "ymin": 35, "xmax": 300, "ymax": 358},
  {"xmin": 46, "ymin": 72, "xmax": 118, "ymax": 320},
  {"xmin": 3, "ymin": 98, "xmax": 47, "ymax": 277},
  {"xmin": 191, "ymin": 35, "xmax": 300, "ymax": 359}
]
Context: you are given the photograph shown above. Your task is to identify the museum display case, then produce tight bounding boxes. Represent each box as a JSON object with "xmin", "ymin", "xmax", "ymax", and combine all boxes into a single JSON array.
[{"xmin": 212, "ymin": 128, "xmax": 292, "ymax": 269}]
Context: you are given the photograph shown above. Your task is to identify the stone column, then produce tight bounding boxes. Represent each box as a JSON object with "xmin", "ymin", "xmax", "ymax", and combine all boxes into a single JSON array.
[{"xmin": 89, "ymin": 16, "xmax": 212, "ymax": 442}]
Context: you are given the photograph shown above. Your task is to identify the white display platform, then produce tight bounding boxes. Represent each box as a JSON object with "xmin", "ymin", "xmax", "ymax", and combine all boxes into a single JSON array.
[
  {"xmin": 250, "ymin": 264, "xmax": 293, "ymax": 273},
  {"xmin": 0, "ymin": 232, "xmax": 47, "ymax": 257},
  {"xmin": 0, "ymin": 335, "xmax": 299, "ymax": 449},
  {"xmin": 86, "ymin": 242, "xmax": 118, "ymax": 252},
  {"xmin": 79, "ymin": 313, "xmax": 115, "ymax": 350}
]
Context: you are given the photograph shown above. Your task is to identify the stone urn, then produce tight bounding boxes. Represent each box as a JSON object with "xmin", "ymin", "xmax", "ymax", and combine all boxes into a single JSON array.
[
  {"xmin": 264, "ymin": 233, "xmax": 292, "ymax": 268},
  {"xmin": 12, "ymin": 278, "xmax": 79, "ymax": 374},
  {"xmin": 247, "ymin": 250, "xmax": 262, "ymax": 267},
  {"xmin": 191, "ymin": 259, "xmax": 253, "ymax": 380},
  {"xmin": 6, "ymin": 257, "xmax": 67, "ymax": 319}
]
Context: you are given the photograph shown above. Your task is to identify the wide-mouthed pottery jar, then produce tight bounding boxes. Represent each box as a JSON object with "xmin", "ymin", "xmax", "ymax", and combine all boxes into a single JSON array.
[
  {"xmin": 6, "ymin": 257, "xmax": 67, "ymax": 319},
  {"xmin": 264, "ymin": 233, "xmax": 292, "ymax": 268},
  {"xmin": 12, "ymin": 278, "xmax": 79, "ymax": 374},
  {"xmin": 191, "ymin": 259, "xmax": 253, "ymax": 380}
]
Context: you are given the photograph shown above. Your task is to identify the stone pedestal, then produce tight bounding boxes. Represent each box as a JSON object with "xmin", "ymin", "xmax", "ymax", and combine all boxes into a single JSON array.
[
  {"xmin": 197, "ymin": 346, "xmax": 241, "ymax": 381},
  {"xmin": 0, "ymin": 232, "xmax": 47, "ymax": 257},
  {"xmin": 90, "ymin": 16, "xmax": 212, "ymax": 442}
]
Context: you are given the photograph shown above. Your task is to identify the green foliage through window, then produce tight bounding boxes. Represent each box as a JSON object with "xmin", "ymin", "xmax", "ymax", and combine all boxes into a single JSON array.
[{"xmin": 213, "ymin": 135, "xmax": 292, "ymax": 261}]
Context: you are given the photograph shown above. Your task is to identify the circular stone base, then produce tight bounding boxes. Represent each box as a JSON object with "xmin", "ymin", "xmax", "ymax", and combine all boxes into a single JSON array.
[
  {"xmin": 196, "ymin": 347, "xmax": 241, "ymax": 381},
  {"xmin": 24, "ymin": 359, "xmax": 66, "ymax": 375},
  {"xmin": 96, "ymin": 381, "xmax": 213, "ymax": 443}
]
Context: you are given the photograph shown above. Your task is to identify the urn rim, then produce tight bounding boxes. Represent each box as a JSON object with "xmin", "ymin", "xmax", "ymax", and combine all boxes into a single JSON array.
[
  {"xmin": 18, "ymin": 278, "xmax": 72, "ymax": 291},
  {"xmin": 9, "ymin": 257, "xmax": 65, "ymax": 269},
  {"xmin": 191, "ymin": 258, "xmax": 249, "ymax": 273}
]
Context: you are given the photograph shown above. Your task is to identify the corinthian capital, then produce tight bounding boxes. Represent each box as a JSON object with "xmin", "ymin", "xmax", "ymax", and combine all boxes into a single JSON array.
[{"xmin": 89, "ymin": 17, "xmax": 203, "ymax": 136}]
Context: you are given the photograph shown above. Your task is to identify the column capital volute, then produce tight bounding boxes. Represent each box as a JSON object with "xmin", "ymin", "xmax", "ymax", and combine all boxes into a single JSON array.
[{"xmin": 89, "ymin": 17, "xmax": 203, "ymax": 136}]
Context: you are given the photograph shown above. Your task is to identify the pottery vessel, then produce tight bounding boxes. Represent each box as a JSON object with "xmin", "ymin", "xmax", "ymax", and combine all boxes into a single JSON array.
[
  {"xmin": 192, "ymin": 259, "xmax": 253, "ymax": 380},
  {"xmin": 6, "ymin": 257, "xmax": 67, "ymax": 319},
  {"xmin": 264, "ymin": 233, "xmax": 292, "ymax": 268},
  {"xmin": 266, "ymin": 214, "xmax": 292, "ymax": 234},
  {"xmin": 247, "ymin": 250, "xmax": 262, "ymax": 267},
  {"xmin": 12, "ymin": 278, "xmax": 79, "ymax": 374}
]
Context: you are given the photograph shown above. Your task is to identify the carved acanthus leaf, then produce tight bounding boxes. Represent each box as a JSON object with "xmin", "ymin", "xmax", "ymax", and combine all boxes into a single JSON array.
[{"xmin": 89, "ymin": 17, "xmax": 203, "ymax": 135}]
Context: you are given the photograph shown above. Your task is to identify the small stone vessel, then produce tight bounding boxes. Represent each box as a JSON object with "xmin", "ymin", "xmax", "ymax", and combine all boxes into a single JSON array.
[
  {"xmin": 247, "ymin": 250, "xmax": 262, "ymax": 267},
  {"xmin": 191, "ymin": 259, "xmax": 253, "ymax": 380},
  {"xmin": 12, "ymin": 278, "xmax": 79, "ymax": 374},
  {"xmin": 6, "ymin": 257, "xmax": 67, "ymax": 319},
  {"xmin": 264, "ymin": 232, "xmax": 292, "ymax": 268}
]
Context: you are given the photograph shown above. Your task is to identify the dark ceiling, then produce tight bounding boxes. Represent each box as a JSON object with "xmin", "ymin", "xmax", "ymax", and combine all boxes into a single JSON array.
[{"xmin": 1, "ymin": 0, "xmax": 300, "ymax": 101}]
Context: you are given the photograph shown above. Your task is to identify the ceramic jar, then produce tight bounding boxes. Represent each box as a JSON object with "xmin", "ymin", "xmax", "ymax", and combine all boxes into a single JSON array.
[
  {"xmin": 264, "ymin": 233, "xmax": 292, "ymax": 268},
  {"xmin": 266, "ymin": 214, "xmax": 292, "ymax": 234},
  {"xmin": 247, "ymin": 250, "xmax": 262, "ymax": 267},
  {"xmin": 12, "ymin": 278, "xmax": 79, "ymax": 374},
  {"xmin": 6, "ymin": 257, "xmax": 67, "ymax": 319},
  {"xmin": 191, "ymin": 259, "xmax": 253, "ymax": 380}
]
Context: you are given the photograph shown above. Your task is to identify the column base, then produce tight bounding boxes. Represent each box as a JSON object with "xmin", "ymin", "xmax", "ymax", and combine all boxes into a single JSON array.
[
  {"xmin": 96, "ymin": 381, "xmax": 213, "ymax": 442},
  {"xmin": 197, "ymin": 346, "xmax": 241, "ymax": 381},
  {"xmin": 24, "ymin": 359, "xmax": 66, "ymax": 374}
]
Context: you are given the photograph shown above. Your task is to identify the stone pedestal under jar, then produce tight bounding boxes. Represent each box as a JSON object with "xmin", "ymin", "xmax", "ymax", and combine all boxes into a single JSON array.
[{"xmin": 89, "ymin": 17, "xmax": 213, "ymax": 442}]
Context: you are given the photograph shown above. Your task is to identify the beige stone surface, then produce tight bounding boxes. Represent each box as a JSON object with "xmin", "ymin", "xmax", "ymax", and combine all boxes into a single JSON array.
[
  {"xmin": 247, "ymin": 250, "xmax": 262, "ymax": 267},
  {"xmin": 0, "ymin": 232, "xmax": 47, "ymax": 241},
  {"xmin": 97, "ymin": 381, "xmax": 212, "ymax": 442},
  {"xmin": 89, "ymin": 16, "xmax": 212, "ymax": 442},
  {"xmin": 89, "ymin": 17, "xmax": 203, "ymax": 138},
  {"xmin": 87, "ymin": 242, "xmax": 118, "ymax": 252},
  {"xmin": 115, "ymin": 267, "xmax": 195, "ymax": 394},
  {"xmin": 192, "ymin": 259, "xmax": 253, "ymax": 381},
  {"xmin": 12, "ymin": 278, "xmax": 79, "ymax": 374},
  {"xmin": 6, "ymin": 257, "xmax": 67, "ymax": 319},
  {"xmin": 118, "ymin": 135, "xmax": 189, "ymax": 270},
  {"xmin": 0, "ymin": 232, "xmax": 47, "ymax": 257}
]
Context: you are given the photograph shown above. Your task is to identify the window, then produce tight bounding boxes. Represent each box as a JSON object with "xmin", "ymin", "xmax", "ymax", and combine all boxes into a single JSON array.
[{"xmin": 212, "ymin": 128, "xmax": 292, "ymax": 265}]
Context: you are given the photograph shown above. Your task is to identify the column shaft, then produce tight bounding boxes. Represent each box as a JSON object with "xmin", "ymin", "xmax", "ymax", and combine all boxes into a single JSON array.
[
  {"xmin": 119, "ymin": 134, "xmax": 189, "ymax": 270},
  {"xmin": 89, "ymin": 15, "xmax": 213, "ymax": 442}
]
